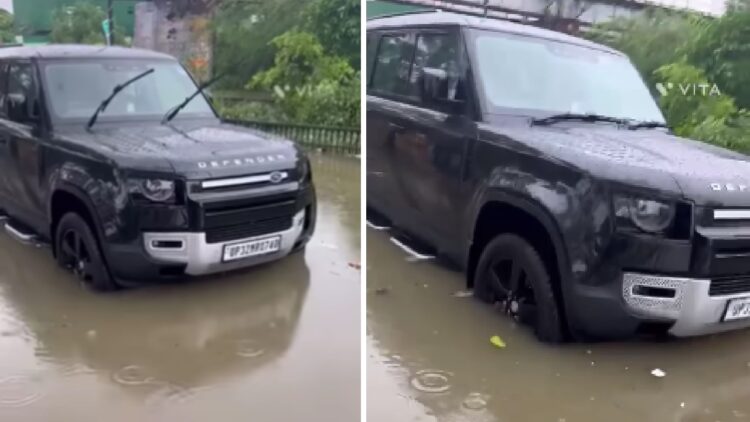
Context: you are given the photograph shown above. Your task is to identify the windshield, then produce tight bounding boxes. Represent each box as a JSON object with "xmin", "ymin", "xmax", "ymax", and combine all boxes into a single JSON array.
[
  {"xmin": 469, "ymin": 29, "xmax": 665, "ymax": 123},
  {"xmin": 41, "ymin": 59, "xmax": 215, "ymax": 122}
]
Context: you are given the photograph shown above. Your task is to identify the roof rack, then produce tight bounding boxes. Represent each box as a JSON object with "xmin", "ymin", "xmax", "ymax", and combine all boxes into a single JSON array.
[{"xmin": 367, "ymin": 9, "xmax": 436, "ymax": 21}]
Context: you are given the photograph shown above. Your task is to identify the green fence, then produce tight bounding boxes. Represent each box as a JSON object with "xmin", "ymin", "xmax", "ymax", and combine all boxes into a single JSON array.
[{"xmin": 226, "ymin": 119, "xmax": 360, "ymax": 155}]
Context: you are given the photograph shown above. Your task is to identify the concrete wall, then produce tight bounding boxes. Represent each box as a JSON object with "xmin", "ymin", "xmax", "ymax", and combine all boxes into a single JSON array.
[{"xmin": 133, "ymin": 0, "xmax": 213, "ymax": 81}]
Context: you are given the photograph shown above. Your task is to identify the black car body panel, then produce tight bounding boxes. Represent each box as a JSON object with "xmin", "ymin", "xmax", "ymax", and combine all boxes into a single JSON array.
[
  {"xmin": 367, "ymin": 12, "xmax": 750, "ymax": 339},
  {"xmin": 0, "ymin": 45, "xmax": 316, "ymax": 284}
]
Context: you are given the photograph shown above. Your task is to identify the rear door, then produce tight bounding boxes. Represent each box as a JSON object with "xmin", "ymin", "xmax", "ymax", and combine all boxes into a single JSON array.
[
  {"xmin": 366, "ymin": 30, "xmax": 417, "ymax": 226},
  {"xmin": 1, "ymin": 60, "xmax": 46, "ymax": 227},
  {"xmin": 0, "ymin": 62, "xmax": 10, "ymax": 207}
]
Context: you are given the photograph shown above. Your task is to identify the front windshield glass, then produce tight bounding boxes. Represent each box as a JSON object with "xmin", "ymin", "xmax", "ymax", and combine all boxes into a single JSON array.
[
  {"xmin": 470, "ymin": 29, "xmax": 665, "ymax": 123},
  {"xmin": 42, "ymin": 59, "xmax": 215, "ymax": 121}
]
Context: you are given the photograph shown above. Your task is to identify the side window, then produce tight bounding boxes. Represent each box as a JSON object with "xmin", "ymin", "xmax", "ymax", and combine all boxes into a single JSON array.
[
  {"xmin": 410, "ymin": 32, "xmax": 465, "ymax": 103},
  {"xmin": 7, "ymin": 62, "xmax": 39, "ymax": 124},
  {"xmin": 371, "ymin": 33, "xmax": 414, "ymax": 96},
  {"xmin": 366, "ymin": 33, "xmax": 377, "ymax": 85},
  {"xmin": 0, "ymin": 63, "xmax": 8, "ymax": 117}
]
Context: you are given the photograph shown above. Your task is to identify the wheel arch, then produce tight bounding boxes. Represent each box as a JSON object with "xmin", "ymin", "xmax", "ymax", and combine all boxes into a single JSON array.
[
  {"xmin": 467, "ymin": 191, "xmax": 572, "ymax": 328},
  {"xmin": 49, "ymin": 185, "xmax": 105, "ymax": 258}
]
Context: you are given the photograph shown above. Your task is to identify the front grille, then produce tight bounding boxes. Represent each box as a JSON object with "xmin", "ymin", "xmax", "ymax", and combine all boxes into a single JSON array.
[
  {"xmin": 206, "ymin": 215, "xmax": 293, "ymax": 243},
  {"xmin": 201, "ymin": 195, "xmax": 297, "ymax": 244},
  {"xmin": 709, "ymin": 276, "xmax": 750, "ymax": 296}
]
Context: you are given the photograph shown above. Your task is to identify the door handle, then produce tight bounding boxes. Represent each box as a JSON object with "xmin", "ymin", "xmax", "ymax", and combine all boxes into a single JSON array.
[
  {"xmin": 387, "ymin": 123, "xmax": 406, "ymax": 143},
  {"xmin": 388, "ymin": 123, "xmax": 406, "ymax": 134}
]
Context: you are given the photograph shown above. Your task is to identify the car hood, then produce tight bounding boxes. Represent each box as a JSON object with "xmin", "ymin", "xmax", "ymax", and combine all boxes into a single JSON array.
[
  {"xmin": 55, "ymin": 119, "xmax": 301, "ymax": 179},
  {"xmin": 485, "ymin": 122, "xmax": 750, "ymax": 206}
]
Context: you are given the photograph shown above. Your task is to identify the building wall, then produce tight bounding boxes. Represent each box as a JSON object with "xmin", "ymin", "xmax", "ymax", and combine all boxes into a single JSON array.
[
  {"xmin": 13, "ymin": 0, "xmax": 138, "ymax": 41},
  {"xmin": 133, "ymin": 0, "xmax": 212, "ymax": 81}
]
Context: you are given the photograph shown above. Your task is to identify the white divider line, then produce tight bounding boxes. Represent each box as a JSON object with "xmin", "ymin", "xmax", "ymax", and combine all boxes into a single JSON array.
[{"xmin": 389, "ymin": 236, "xmax": 435, "ymax": 261}]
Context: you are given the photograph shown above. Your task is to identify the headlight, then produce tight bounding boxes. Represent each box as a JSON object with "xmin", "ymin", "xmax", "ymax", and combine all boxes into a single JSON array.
[
  {"xmin": 614, "ymin": 195, "xmax": 675, "ymax": 233},
  {"xmin": 128, "ymin": 179, "xmax": 176, "ymax": 203},
  {"xmin": 297, "ymin": 157, "xmax": 310, "ymax": 182}
]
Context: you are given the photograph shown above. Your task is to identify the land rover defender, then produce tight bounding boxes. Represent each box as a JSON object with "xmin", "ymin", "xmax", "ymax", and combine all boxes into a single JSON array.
[
  {"xmin": 0, "ymin": 45, "xmax": 316, "ymax": 291},
  {"xmin": 367, "ymin": 12, "xmax": 750, "ymax": 341}
]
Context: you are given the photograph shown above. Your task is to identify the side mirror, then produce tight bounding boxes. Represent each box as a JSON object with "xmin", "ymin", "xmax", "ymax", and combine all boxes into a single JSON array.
[
  {"xmin": 419, "ymin": 67, "xmax": 465, "ymax": 114},
  {"xmin": 8, "ymin": 93, "xmax": 40, "ymax": 124}
]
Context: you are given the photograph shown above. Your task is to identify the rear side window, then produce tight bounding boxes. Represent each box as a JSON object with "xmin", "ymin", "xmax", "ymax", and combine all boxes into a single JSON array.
[
  {"xmin": 366, "ymin": 33, "xmax": 377, "ymax": 85},
  {"xmin": 7, "ymin": 62, "xmax": 40, "ymax": 123},
  {"xmin": 0, "ymin": 63, "xmax": 8, "ymax": 117},
  {"xmin": 371, "ymin": 33, "xmax": 414, "ymax": 96}
]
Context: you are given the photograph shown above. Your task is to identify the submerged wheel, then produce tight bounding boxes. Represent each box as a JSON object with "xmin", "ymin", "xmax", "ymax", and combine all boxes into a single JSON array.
[
  {"xmin": 55, "ymin": 213, "xmax": 117, "ymax": 292},
  {"xmin": 473, "ymin": 234, "xmax": 564, "ymax": 343}
]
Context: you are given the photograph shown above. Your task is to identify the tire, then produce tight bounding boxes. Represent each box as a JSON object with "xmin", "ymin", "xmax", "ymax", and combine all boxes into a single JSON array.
[
  {"xmin": 473, "ymin": 233, "xmax": 565, "ymax": 343},
  {"xmin": 55, "ymin": 212, "xmax": 118, "ymax": 292}
]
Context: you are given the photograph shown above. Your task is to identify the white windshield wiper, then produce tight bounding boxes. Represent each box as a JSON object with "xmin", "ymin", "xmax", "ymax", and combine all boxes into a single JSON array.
[{"xmin": 86, "ymin": 68, "xmax": 155, "ymax": 130}]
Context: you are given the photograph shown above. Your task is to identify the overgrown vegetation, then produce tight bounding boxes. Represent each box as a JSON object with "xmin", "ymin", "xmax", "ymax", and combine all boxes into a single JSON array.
[
  {"xmin": 0, "ymin": 10, "xmax": 14, "ymax": 43},
  {"xmin": 213, "ymin": 0, "xmax": 360, "ymax": 127},
  {"xmin": 586, "ymin": 7, "xmax": 750, "ymax": 153},
  {"xmin": 50, "ymin": 2, "xmax": 126, "ymax": 45}
]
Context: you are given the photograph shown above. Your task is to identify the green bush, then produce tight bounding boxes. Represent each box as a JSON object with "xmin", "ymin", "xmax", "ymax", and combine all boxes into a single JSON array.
[{"xmin": 248, "ymin": 31, "xmax": 360, "ymax": 127}]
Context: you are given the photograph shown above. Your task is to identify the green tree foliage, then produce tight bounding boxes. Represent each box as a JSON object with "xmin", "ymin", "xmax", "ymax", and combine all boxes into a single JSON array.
[
  {"xmin": 213, "ymin": 0, "xmax": 306, "ymax": 89},
  {"xmin": 0, "ymin": 10, "xmax": 15, "ymax": 43},
  {"xmin": 247, "ymin": 31, "xmax": 359, "ymax": 127},
  {"xmin": 304, "ymin": 0, "xmax": 360, "ymax": 66},
  {"xmin": 682, "ymin": 11, "xmax": 750, "ymax": 109},
  {"xmin": 50, "ymin": 2, "xmax": 125, "ymax": 45},
  {"xmin": 586, "ymin": 8, "xmax": 750, "ymax": 153},
  {"xmin": 585, "ymin": 9, "xmax": 697, "ymax": 88}
]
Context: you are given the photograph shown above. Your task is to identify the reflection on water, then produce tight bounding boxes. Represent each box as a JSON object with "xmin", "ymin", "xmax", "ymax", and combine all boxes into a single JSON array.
[
  {"xmin": 0, "ymin": 154, "xmax": 360, "ymax": 422},
  {"xmin": 367, "ymin": 227, "xmax": 750, "ymax": 422}
]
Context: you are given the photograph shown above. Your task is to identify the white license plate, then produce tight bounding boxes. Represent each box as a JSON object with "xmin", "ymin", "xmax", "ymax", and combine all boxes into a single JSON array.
[
  {"xmin": 724, "ymin": 297, "xmax": 750, "ymax": 321},
  {"xmin": 223, "ymin": 236, "xmax": 281, "ymax": 262}
]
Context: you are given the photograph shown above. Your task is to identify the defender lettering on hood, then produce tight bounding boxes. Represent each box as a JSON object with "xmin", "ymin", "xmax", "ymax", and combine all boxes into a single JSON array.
[{"xmin": 198, "ymin": 154, "xmax": 288, "ymax": 169}]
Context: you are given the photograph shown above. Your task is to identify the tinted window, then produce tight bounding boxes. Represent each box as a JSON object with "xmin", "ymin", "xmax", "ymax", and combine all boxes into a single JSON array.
[
  {"xmin": 7, "ymin": 62, "xmax": 39, "ymax": 123},
  {"xmin": 366, "ymin": 33, "xmax": 377, "ymax": 85},
  {"xmin": 0, "ymin": 63, "xmax": 8, "ymax": 117},
  {"xmin": 410, "ymin": 32, "xmax": 464, "ymax": 101},
  {"xmin": 371, "ymin": 34, "xmax": 413, "ymax": 96}
]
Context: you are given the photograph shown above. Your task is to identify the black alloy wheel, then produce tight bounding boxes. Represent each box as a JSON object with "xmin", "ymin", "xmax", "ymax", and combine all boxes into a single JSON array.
[
  {"xmin": 474, "ymin": 234, "xmax": 564, "ymax": 343},
  {"xmin": 55, "ymin": 213, "xmax": 117, "ymax": 291}
]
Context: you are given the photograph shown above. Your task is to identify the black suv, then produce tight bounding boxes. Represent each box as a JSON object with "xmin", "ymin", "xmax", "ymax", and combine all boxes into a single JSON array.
[
  {"xmin": 0, "ymin": 45, "xmax": 316, "ymax": 290},
  {"xmin": 367, "ymin": 12, "xmax": 750, "ymax": 341}
]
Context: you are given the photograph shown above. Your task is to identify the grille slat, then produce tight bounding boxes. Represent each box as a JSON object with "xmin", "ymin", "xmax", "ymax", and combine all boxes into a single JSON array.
[
  {"xmin": 206, "ymin": 216, "xmax": 293, "ymax": 243},
  {"xmin": 710, "ymin": 277, "xmax": 750, "ymax": 296}
]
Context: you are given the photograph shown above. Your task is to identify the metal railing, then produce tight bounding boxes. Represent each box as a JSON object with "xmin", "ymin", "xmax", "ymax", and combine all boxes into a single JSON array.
[{"xmin": 226, "ymin": 119, "xmax": 360, "ymax": 155}]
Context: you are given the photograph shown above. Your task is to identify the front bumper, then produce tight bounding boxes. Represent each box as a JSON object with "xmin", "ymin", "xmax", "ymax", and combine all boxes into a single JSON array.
[
  {"xmin": 623, "ymin": 272, "xmax": 750, "ymax": 337},
  {"xmin": 141, "ymin": 209, "xmax": 306, "ymax": 276}
]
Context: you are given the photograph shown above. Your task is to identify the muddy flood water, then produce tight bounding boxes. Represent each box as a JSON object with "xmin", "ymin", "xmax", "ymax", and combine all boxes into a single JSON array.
[
  {"xmin": 0, "ymin": 154, "xmax": 360, "ymax": 422},
  {"xmin": 367, "ymin": 227, "xmax": 750, "ymax": 422}
]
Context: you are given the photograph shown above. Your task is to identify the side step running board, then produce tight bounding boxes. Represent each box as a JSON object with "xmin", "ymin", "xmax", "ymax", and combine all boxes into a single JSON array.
[
  {"xmin": 389, "ymin": 236, "xmax": 435, "ymax": 261},
  {"xmin": 366, "ymin": 220, "xmax": 390, "ymax": 231},
  {"xmin": 4, "ymin": 221, "xmax": 37, "ymax": 243},
  {"xmin": 2, "ymin": 220, "xmax": 47, "ymax": 248}
]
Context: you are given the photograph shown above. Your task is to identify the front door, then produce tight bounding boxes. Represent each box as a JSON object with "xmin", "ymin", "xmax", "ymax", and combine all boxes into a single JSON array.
[{"xmin": 388, "ymin": 28, "xmax": 476, "ymax": 249}]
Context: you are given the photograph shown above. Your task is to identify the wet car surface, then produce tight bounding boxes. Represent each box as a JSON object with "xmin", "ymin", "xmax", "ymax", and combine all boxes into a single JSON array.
[
  {"xmin": 367, "ymin": 226, "xmax": 750, "ymax": 422},
  {"xmin": 0, "ymin": 154, "xmax": 360, "ymax": 422}
]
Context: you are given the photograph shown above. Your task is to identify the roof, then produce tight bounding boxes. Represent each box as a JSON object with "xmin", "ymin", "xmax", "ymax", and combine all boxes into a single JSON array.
[
  {"xmin": 367, "ymin": 11, "xmax": 622, "ymax": 56},
  {"xmin": 0, "ymin": 44, "xmax": 175, "ymax": 60}
]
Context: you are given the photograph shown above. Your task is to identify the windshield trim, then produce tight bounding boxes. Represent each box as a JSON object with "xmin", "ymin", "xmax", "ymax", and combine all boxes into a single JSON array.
[
  {"xmin": 38, "ymin": 57, "xmax": 218, "ymax": 125},
  {"xmin": 465, "ymin": 27, "xmax": 666, "ymax": 125}
]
